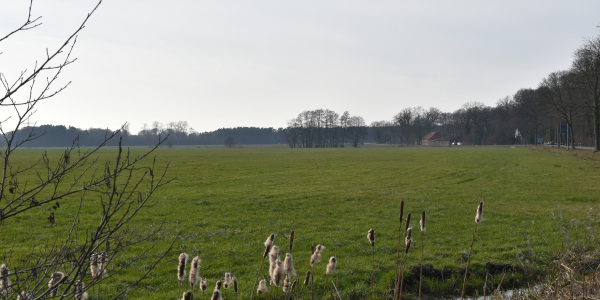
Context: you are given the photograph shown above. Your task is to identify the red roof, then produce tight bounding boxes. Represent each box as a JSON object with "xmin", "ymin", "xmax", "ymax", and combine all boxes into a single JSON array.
[{"xmin": 422, "ymin": 132, "xmax": 441, "ymax": 141}]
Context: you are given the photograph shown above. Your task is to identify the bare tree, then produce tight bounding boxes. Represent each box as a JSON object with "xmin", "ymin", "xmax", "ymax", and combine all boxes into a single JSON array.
[
  {"xmin": 0, "ymin": 1, "xmax": 175, "ymax": 299},
  {"xmin": 540, "ymin": 70, "xmax": 583, "ymax": 148},
  {"xmin": 571, "ymin": 35, "xmax": 600, "ymax": 151},
  {"xmin": 347, "ymin": 115, "xmax": 367, "ymax": 147}
]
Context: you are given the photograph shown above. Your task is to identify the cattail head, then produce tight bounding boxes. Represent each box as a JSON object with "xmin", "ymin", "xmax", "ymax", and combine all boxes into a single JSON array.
[
  {"xmin": 283, "ymin": 274, "xmax": 290, "ymax": 293},
  {"xmin": 48, "ymin": 271, "xmax": 65, "ymax": 287},
  {"xmin": 257, "ymin": 279, "xmax": 268, "ymax": 294},
  {"xmin": 0, "ymin": 263, "xmax": 8, "ymax": 279},
  {"xmin": 284, "ymin": 253, "xmax": 296, "ymax": 276},
  {"xmin": 48, "ymin": 271, "xmax": 65, "ymax": 296},
  {"xmin": 326, "ymin": 256, "xmax": 337, "ymax": 275},
  {"xmin": 90, "ymin": 253, "xmax": 99, "ymax": 278},
  {"xmin": 316, "ymin": 244, "xmax": 325, "ymax": 253},
  {"xmin": 98, "ymin": 252, "xmax": 108, "ymax": 278},
  {"xmin": 233, "ymin": 276, "xmax": 238, "ymax": 293},
  {"xmin": 1, "ymin": 263, "xmax": 10, "ymax": 292},
  {"xmin": 224, "ymin": 272, "xmax": 231, "ymax": 289},
  {"xmin": 406, "ymin": 212, "xmax": 412, "ymax": 231},
  {"xmin": 99, "ymin": 251, "xmax": 107, "ymax": 271},
  {"xmin": 200, "ymin": 277, "xmax": 207, "ymax": 291},
  {"xmin": 178, "ymin": 253, "xmax": 188, "ymax": 282},
  {"xmin": 265, "ymin": 234, "xmax": 275, "ymax": 247},
  {"xmin": 310, "ymin": 244, "xmax": 325, "ymax": 265},
  {"xmin": 263, "ymin": 233, "xmax": 275, "ymax": 259},
  {"xmin": 183, "ymin": 291, "xmax": 193, "ymax": 300},
  {"xmin": 211, "ymin": 289, "xmax": 223, "ymax": 300},
  {"xmin": 269, "ymin": 245, "xmax": 280, "ymax": 277},
  {"xmin": 269, "ymin": 245, "xmax": 280, "ymax": 262},
  {"xmin": 399, "ymin": 201, "xmax": 404, "ymax": 223},
  {"xmin": 272, "ymin": 259, "xmax": 284, "ymax": 286},
  {"xmin": 476, "ymin": 201, "xmax": 484, "ymax": 223},
  {"xmin": 420, "ymin": 211, "xmax": 426, "ymax": 232},
  {"xmin": 367, "ymin": 228, "xmax": 375, "ymax": 246},
  {"xmin": 17, "ymin": 291, "xmax": 31, "ymax": 300},
  {"xmin": 75, "ymin": 280, "xmax": 88, "ymax": 300},
  {"xmin": 303, "ymin": 270, "xmax": 311, "ymax": 286},
  {"xmin": 189, "ymin": 256, "xmax": 200, "ymax": 287},
  {"xmin": 215, "ymin": 280, "xmax": 222, "ymax": 291},
  {"xmin": 289, "ymin": 230, "xmax": 295, "ymax": 252},
  {"xmin": 291, "ymin": 278, "xmax": 298, "ymax": 293}
]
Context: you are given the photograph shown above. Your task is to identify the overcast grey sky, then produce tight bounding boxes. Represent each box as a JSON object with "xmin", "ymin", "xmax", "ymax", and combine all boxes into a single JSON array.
[{"xmin": 1, "ymin": 0, "xmax": 599, "ymax": 133}]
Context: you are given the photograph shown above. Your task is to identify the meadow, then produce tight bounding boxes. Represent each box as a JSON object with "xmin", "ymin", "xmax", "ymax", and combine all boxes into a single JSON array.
[{"xmin": 3, "ymin": 146, "xmax": 600, "ymax": 299}]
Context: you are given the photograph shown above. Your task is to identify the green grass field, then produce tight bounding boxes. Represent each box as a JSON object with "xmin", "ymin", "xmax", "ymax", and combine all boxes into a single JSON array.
[{"xmin": 3, "ymin": 146, "xmax": 600, "ymax": 299}]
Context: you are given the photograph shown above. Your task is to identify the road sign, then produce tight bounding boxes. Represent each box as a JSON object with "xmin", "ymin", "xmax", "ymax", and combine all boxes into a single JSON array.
[{"xmin": 560, "ymin": 122, "xmax": 568, "ymax": 134}]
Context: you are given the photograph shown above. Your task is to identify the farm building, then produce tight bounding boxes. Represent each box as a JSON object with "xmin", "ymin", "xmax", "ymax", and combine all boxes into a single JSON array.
[{"xmin": 422, "ymin": 132, "xmax": 452, "ymax": 146}]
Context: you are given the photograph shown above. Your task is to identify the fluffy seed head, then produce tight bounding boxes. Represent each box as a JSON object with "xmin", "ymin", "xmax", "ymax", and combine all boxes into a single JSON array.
[
  {"xmin": 263, "ymin": 233, "xmax": 275, "ymax": 259},
  {"xmin": 224, "ymin": 272, "xmax": 231, "ymax": 289},
  {"xmin": 0, "ymin": 263, "xmax": 8, "ymax": 278},
  {"xmin": 315, "ymin": 244, "xmax": 325, "ymax": 253},
  {"xmin": 326, "ymin": 256, "xmax": 337, "ymax": 275},
  {"xmin": 257, "ymin": 279, "xmax": 268, "ymax": 294},
  {"xmin": 367, "ymin": 228, "xmax": 375, "ymax": 246},
  {"xmin": 48, "ymin": 271, "xmax": 64, "ymax": 286},
  {"xmin": 178, "ymin": 253, "xmax": 188, "ymax": 281},
  {"xmin": 476, "ymin": 201, "xmax": 484, "ymax": 223},
  {"xmin": 310, "ymin": 244, "xmax": 325, "ymax": 265},
  {"xmin": 90, "ymin": 253, "xmax": 99, "ymax": 278},
  {"xmin": 183, "ymin": 291, "xmax": 193, "ymax": 300},
  {"xmin": 99, "ymin": 252, "xmax": 107, "ymax": 271},
  {"xmin": 215, "ymin": 280, "xmax": 222, "ymax": 291},
  {"xmin": 1, "ymin": 263, "xmax": 11, "ymax": 292},
  {"xmin": 189, "ymin": 256, "xmax": 200, "ymax": 287},
  {"xmin": 200, "ymin": 277, "xmax": 207, "ymax": 291},
  {"xmin": 272, "ymin": 259, "xmax": 284, "ymax": 286},
  {"xmin": 283, "ymin": 274, "xmax": 290, "ymax": 293},
  {"xmin": 420, "ymin": 211, "xmax": 426, "ymax": 232},
  {"xmin": 284, "ymin": 253, "xmax": 296, "ymax": 276},
  {"xmin": 17, "ymin": 291, "xmax": 31, "ymax": 300},
  {"xmin": 269, "ymin": 245, "xmax": 280, "ymax": 260},
  {"xmin": 211, "ymin": 289, "xmax": 222, "ymax": 300},
  {"xmin": 48, "ymin": 271, "xmax": 65, "ymax": 296},
  {"xmin": 75, "ymin": 280, "xmax": 88, "ymax": 300},
  {"xmin": 269, "ymin": 245, "xmax": 280, "ymax": 277}
]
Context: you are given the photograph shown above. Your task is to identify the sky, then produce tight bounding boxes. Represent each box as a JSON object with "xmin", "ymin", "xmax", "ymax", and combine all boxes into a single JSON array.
[{"xmin": 1, "ymin": 0, "xmax": 599, "ymax": 134}]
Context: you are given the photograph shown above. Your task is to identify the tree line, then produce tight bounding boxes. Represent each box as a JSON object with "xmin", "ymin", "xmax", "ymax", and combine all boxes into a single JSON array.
[
  {"xmin": 5, "ymin": 124, "xmax": 285, "ymax": 148},
  {"xmin": 283, "ymin": 34, "xmax": 600, "ymax": 150},
  {"xmin": 8, "ymin": 34, "xmax": 600, "ymax": 149},
  {"xmin": 279, "ymin": 110, "xmax": 368, "ymax": 148}
]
